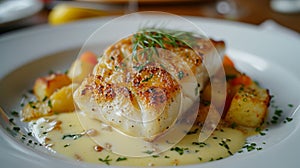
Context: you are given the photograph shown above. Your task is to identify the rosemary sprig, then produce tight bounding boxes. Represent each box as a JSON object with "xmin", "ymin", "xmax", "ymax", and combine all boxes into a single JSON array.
[
  {"xmin": 134, "ymin": 28, "xmax": 197, "ymax": 48},
  {"xmin": 131, "ymin": 28, "xmax": 198, "ymax": 63}
]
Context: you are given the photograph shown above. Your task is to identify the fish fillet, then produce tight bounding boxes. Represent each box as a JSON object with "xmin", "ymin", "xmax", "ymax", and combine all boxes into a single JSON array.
[{"xmin": 74, "ymin": 32, "xmax": 225, "ymax": 141}]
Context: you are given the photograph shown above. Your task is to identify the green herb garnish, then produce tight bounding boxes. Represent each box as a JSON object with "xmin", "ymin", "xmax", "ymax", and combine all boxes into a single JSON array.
[
  {"xmin": 170, "ymin": 147, "xmax": 189, "ymax": 155},
  {"xmin": 132, "ymin": 28, "xmax": 198, "ymax": 62},
  {"xmin": 116, "ymin": 157, "xmax": 127, "ymax": 162},
  {"xmin": 186, "ymin": 128, "xmax": 198, "ymax": 135},
  {"xmin": 11, "ymin": 111, "xmax": 19, "ymax": 117},
  {"xmin": 42, "ymin": 96, "xmax": 48, "ymax": 102},
  {"xmin": 243, "ymin": 142, "xmax": 262, "ymax": 152},
  {"xmin": 284, "ymin": 117, "xmax": 293, "ymax": 123},
  {"xmin": 143, "ymin": 150, "xmax": 154, "ymax": 155},
  {"xmin": 28, "ymin": 101, "xmax": 36, "ymax": 109},
  {"xmin": 192, "ymin": 142, "xmax": 207, "ymax": 148},
  {"xmin": 13, "ymin": 126, "xmax": 20, "ymax": 132},
  {"xmin": 142, "ymin": 74, "xmax": 153, "ymax": 82},
  {"xmin": 47, "ymin": 100, "xmax": 52, "ymax": 108},
  {"xmin": 64, "ymin": 144, "xmax": 70, "ymax": 147},
  {"xmin": 98, "ymin": 155, "xmax": 112, "ymax": 165},
  {"xmin": 178, "ymin": 71, "xmax": 184, "ymax": 80},
  {"xmin": 62, "ymin": 133, "xmax": 83, "ymax": 140}
]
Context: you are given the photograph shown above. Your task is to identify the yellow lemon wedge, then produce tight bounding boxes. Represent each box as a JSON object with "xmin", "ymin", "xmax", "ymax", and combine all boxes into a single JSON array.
[{"xmin": 48, "ymin": 4, "xmax": 108, "ymax": 25}]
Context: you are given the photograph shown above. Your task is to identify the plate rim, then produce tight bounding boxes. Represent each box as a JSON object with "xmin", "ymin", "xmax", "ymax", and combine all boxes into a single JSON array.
[{"xmin": 0, "ymin": 15, "xmax": 300, "ymax": 168}]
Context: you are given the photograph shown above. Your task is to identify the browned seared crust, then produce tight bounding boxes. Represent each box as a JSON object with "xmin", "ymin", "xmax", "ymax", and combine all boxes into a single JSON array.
[{"xmin": 74, "ymin": 33, "xmax": 225, "ymax": 139}]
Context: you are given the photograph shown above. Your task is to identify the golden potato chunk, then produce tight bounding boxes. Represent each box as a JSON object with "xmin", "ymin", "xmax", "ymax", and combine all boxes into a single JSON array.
[
  {"xmin": 225, "ymin": 84, "xmax": 270, "ymax": 127},
  {"xmin": 67, "ymin": 59, "xmax": 94, "ymax": 83},
  {"xmin": 22, "ymin": 84, "xmax": 78, "ymax": 121},
  {"xmin": 33, "ymin": 73, "xmax": 71, "ymax": 101},
  {"xmin": 50, "ymin": 84, "xmax": 78, "ymax": 113},
  {"xmin": 21, "ymin": 101, "xmax": 52, "ymax": 121}
]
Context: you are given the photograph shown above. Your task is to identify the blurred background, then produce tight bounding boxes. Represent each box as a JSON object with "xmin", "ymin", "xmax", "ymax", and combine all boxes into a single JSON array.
[{"xmin": 0, "ymin": 0, "xmax": 300, "ymax": 34}]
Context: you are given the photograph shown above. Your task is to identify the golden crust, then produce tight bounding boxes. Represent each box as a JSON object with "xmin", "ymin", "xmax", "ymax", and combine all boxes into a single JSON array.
[{"xmin": 74, "ymin": 33, "xmax": 225, "ymax": 139}]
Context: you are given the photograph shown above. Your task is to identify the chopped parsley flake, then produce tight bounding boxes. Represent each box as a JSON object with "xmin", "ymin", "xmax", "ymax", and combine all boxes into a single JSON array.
[
  {"xmin": 170, "ymin": 147, "xmax": 189, "ymax": 155},
  {"xmin": 42, "ymin": 96, "xmax": 48, "ymax": 102},
  {"xmin": 98, "ymin": 155, "xmax": 112, "ymax": 165},
  {"xmin": 243, "ymin": 142, "xmax": 262, "ymax": 152},
  {"xmin": 219, "ymin": 140, "xmax": 233, "ymax": 155},
  {"xmin": 259, "ymin": 131, "xmax": 266, "ymax": 136},
  {"xmin": 9, "ymin": 118, "xmax": 15, "ymax": 124},
  {"xmin": 284, "ymin": 117, "xmax": 293, "ymax": 123},
  {"xmin": 116, "ymin": 157, "xmax": 127, "ymax": 162},
  {"xmin": 255, "ymin": 127, "xmax": 266, "ymax": 136},
  {"xmin": 142, "ymin": 74, "xmax": 153, "ymax": 82},
  {"xmin": 13, "ymin": 127, "xmax": 20, "ymax": 132},
  {"xmin": 62, "ymin": 133, "xmax": 83, "ymax": 140},
  {"xmin": 64, "ymin": 144, "xmax": 70, "ymax": 147},
  {"xmin": 47, "ymin": 100, "xmax": 52, "ymax": 108},
  {"xmin": 28, "ymin": 101, "xmax": 36, "ymax": 109},
  {"xmin": 274, "ymin": 109, "xmax": 282, "ymax": 116},
  {"xmin": 186, "ymin": 128, "xmax": 198, "ymax": 135},
  {"xmin": 178, "ymin": 71, "xmax": 184, "ymax": 80},
  {"xmin": 11, "ymin": 111, "xmax": 19, "ymax": 117},
  {"xmin": 143, "ymin": 150, "xmax": 154, "ymax": 155},
  {"xmin": 192, "ymin": 142, "xmax": 207, "ymax": 147}
]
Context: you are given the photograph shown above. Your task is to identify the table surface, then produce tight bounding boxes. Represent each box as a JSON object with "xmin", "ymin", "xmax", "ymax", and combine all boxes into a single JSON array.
[{"xmin": 1, "ymin": 0, "xmax": 300, "ymax": 35}]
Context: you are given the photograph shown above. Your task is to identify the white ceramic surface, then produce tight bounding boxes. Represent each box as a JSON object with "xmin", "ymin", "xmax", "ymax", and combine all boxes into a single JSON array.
[
  {"xmin": 0, "ymin": 0, "xmax": 43, "ymax": 26},
  {"xmin": 0, "ymin": 15, "xmax": 300, "ymax": 168}
]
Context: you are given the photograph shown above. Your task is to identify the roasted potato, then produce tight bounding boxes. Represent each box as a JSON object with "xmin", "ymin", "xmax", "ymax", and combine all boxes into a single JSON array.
[
  {"xmin": 67, "ymin": 51, "xmax": 97, "ymax": 83},
  {"xmin": 22, "ymin": 84, "xmax": 78, "ymax": 121},
  {"xmin": 50, "ymin": 83, "xmax": 78, "ymax": 113},
  {"xmin": 21, "ymin": 101, "xmax": 52, "ymax": 121},
  {"xmin": 33, "ymin": 73, "xmax": 71, "ymax": 101},
  {"xmin": 224, "ymin": 84, "xmax": 270, "ymax": 127}
]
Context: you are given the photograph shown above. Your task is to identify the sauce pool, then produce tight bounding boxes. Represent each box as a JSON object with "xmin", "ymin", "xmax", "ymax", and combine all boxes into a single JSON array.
[{"xmin": 29, "ymin": 112, "xmax": 247, "ymax": 166}]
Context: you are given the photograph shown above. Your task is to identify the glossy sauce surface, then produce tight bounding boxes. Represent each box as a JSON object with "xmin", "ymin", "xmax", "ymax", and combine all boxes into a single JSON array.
[{"xmin": 29, "ymin": 112, "xmax": 247, "ymax": 166}]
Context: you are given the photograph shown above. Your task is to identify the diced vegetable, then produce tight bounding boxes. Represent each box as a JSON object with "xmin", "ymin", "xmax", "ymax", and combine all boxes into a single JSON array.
[
  {"xmin": 224, "ymin": 84, "xmax": 270, "ymax": 127},
  {"xmin": 22, "ymin": 84, "xmax": 78, "ymax": 121},
  {"xmin": 230, "ymin": 75, "xmax": 252, "ymax": 86},
  {"xmin": 33, "ymin": 73, "xmax": 71, "ymax": 101},
  {"xmin": 67, "ymin": 51, "xmax": 98, "ymax": 83},
  {"xmin": 79, "ymin": 51, "xmax": 98, "ymax": 65},
  {"xmin": 21, "ymin": 101, "xmax": 52, "ymax": 121},
  {"xmin": 223, "ymin": 55, "xmax": 235, "ymax": 67},
  {"xmin": 50, "ymin": 83, "xmax": 78, "ymax": 113}
]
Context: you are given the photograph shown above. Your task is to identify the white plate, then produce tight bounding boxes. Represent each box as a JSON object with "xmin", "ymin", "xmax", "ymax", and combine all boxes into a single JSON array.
[
  {"xmin": 0, "ymin": 0, "xmax": 43, "ymax": 26},
  {"xmin": 0, "ymin": 14, "xmax": 300, "ymax": 168}
]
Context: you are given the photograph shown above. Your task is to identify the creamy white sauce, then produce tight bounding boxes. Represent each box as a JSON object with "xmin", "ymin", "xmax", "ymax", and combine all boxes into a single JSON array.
[{"xmin": 29, "ymin": 112, "xmax": 247, "ymax": 166}]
